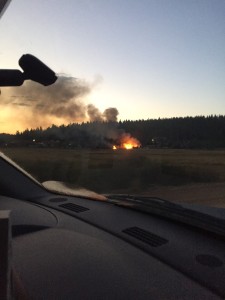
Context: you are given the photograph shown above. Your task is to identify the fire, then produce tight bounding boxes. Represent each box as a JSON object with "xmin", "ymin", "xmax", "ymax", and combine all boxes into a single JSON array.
[
  {"xmin": 123, "ymin": 143, "xmax": 133, "ymax": 150},
  {"xmin": 112, "ymin": 135, "xmax": 141, "ymax": 150}
]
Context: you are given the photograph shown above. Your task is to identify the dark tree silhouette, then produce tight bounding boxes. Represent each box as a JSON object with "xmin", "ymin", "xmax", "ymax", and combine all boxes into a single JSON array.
[{"xmin": 3, "ymin": 115, "xmax": 225, "ymax": 149}]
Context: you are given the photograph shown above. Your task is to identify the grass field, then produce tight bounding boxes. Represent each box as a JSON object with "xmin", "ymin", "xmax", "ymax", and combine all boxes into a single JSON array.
[{"xmin": 1, "ymin": 147, "xmax": 225, "ymax": 206}]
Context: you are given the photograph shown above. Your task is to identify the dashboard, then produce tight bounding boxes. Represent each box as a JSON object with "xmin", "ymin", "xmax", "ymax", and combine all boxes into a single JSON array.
[{"xmin": 1, "ymin": 191, "xmax": 225, "ymax": 299}]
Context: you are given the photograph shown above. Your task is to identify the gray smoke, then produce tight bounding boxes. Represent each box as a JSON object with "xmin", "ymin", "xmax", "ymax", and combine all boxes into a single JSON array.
[
  {"xmin": 87, "ymin": 105, "xmax": 118, "ymax": 122},
  {"xmin": 87, "ymin": 104, "xmax": 104, "ymax": 122},
  {"xmin": 103, "ymin": 108, "xmax": 118, "ymax": 122},
  {"xmin": 0, "ymin": 76, "xmax": 119, "ymax": 126}
]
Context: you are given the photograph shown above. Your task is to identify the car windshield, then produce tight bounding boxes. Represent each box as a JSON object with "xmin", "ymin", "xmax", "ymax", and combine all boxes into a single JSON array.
[{"xmin": 0, "ymin": 0, "xmax": 225, "ymax": 207}]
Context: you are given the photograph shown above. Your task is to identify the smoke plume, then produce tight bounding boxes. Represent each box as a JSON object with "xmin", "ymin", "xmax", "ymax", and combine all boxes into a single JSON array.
[
  {"xmin": 103, "ymin": 108, "xmax": 118, "ymax": 122},
  {"xmin": 0, "ymin": 76, "xmax": 119, "ymax": 129},
  {"xmin": 87, "ymin": 104, "xmax": 118, "ymax": 122}
]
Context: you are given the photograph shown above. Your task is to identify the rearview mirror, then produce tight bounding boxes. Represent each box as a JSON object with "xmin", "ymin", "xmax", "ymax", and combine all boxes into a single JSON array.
[{"xmin": 0, "ymin": 54, "xmax": 57, "ymax": 87}]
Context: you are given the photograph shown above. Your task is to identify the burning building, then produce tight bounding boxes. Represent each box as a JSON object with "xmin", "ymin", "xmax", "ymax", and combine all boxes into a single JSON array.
[{"xmin": 112, "ymin": 134, "xmax": 141, "ymax": 150}]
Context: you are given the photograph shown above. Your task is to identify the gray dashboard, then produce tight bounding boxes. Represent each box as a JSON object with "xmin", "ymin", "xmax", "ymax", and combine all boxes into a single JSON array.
[{"xmin": 0, "ymin": 194, "xmax": 224, "ymax": 299}]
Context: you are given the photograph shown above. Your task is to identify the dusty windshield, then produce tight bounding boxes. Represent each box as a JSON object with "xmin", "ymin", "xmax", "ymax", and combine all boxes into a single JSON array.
[{"xmin": 0, "ymin": 1, "xmax": 225, "ymax": 207}]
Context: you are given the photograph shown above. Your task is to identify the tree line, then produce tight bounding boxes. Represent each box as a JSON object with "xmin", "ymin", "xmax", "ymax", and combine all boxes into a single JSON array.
[{"xmin": 1, "ymin": 115, "xmax": 225, "ymax": 149}]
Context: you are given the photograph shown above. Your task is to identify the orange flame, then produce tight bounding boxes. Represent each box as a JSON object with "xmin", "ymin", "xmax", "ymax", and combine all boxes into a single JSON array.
[
  {"xmin": 112, "ymin": 136, "xmax": 141, "ymax": 150},
  {"xmin": 123, "ymin": 143, "xmax": 134, "ymax": 150}
]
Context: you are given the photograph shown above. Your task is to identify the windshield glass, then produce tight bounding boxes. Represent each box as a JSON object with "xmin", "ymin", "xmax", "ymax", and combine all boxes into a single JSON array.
[{"xmin": 0, "ymin": 1, "xmax": 225, "ymax": 207}]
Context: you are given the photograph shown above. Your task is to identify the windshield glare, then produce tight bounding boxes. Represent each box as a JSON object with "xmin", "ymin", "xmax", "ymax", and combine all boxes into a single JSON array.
[{"xmin": 0, "ymin": 1, "xmax": 225, "ymax": 207}]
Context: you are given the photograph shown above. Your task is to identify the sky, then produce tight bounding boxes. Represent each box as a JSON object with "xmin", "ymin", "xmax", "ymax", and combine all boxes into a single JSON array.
[{"xmin": 0, "ymin": 0, "xmax": 225, "ymax": 133}]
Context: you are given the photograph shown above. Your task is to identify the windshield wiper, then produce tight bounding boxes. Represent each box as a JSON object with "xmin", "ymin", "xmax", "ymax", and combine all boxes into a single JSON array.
[{"xmin": 106, "ymin": 194, "xmax": 225, "ymax": 239}]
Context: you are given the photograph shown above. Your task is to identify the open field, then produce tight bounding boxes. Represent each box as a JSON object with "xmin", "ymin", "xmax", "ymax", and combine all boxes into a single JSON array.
[{"xmin": 1, "ymin": 147, "xmax": 225, "ymax": 206}]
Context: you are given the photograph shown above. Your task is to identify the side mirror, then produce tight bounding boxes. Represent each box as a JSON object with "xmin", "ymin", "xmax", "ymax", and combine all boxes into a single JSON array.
[{"xmin": 0, "ymin": 54, "xmax": 57, "ymax": 87}]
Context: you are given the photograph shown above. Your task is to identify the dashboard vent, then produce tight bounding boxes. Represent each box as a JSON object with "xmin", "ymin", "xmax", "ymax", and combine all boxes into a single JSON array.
[
  {"xmin": 122, "ymin": 226, "xmax": 168, "ymax": 247},
  {"xmin": 59, "ymin": 202, "xmax": 89, "ymax": 213}
]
